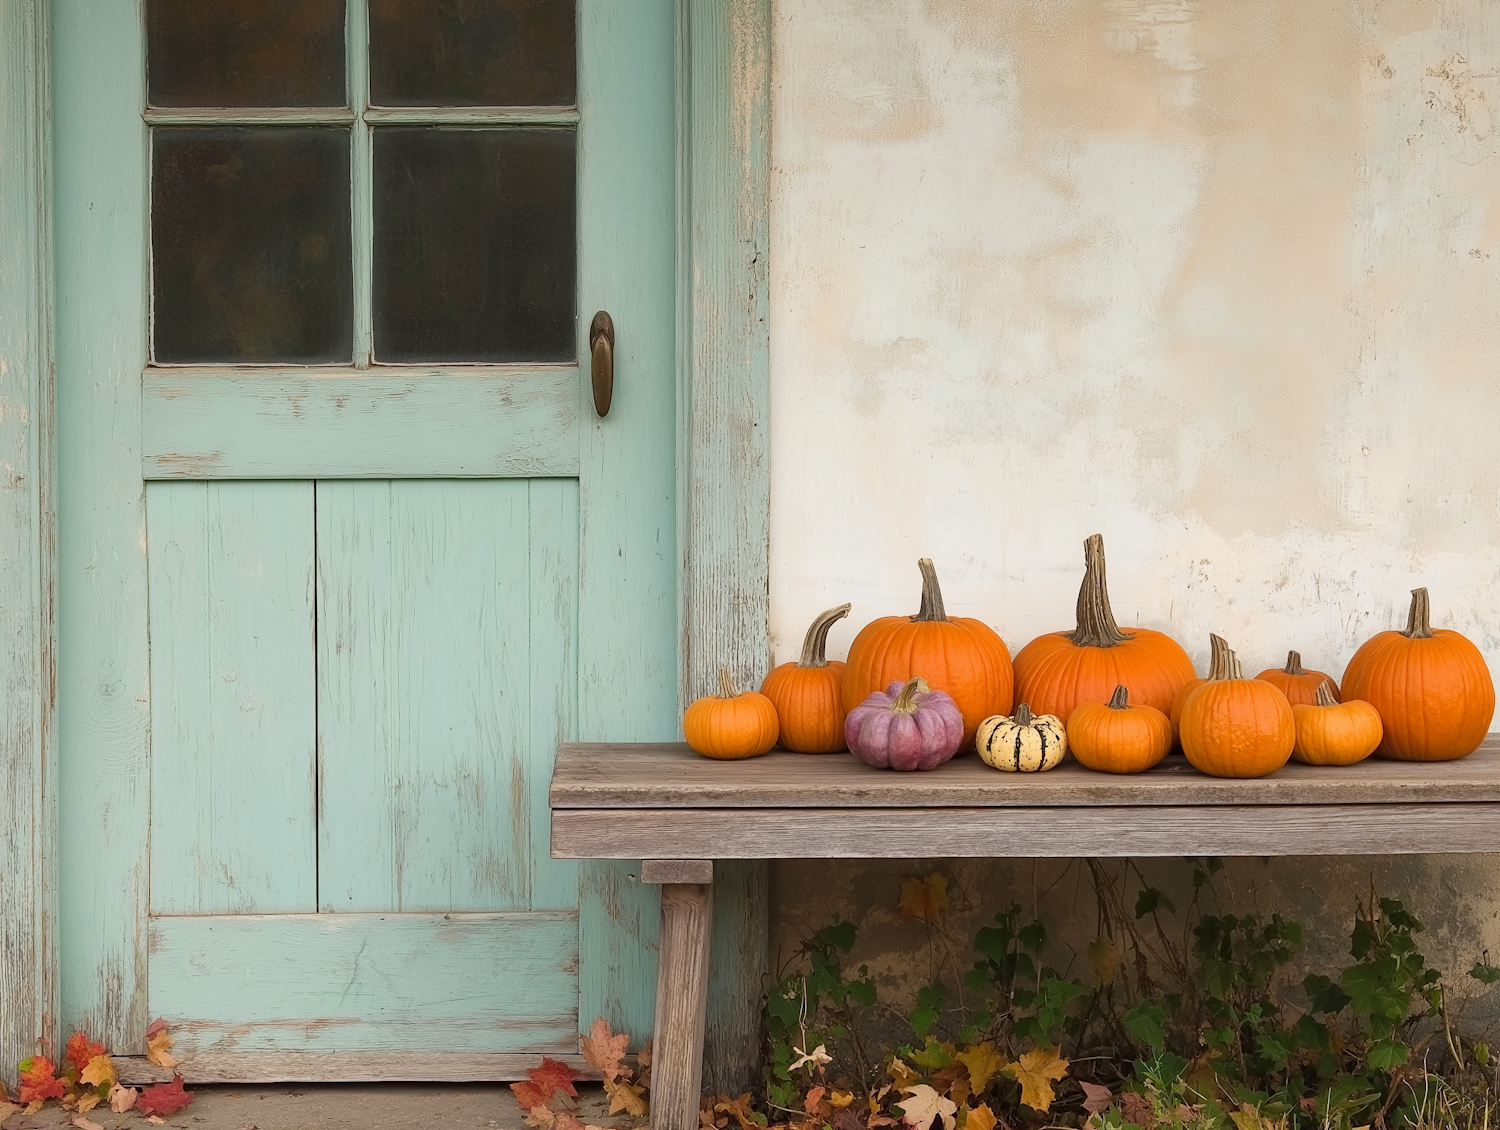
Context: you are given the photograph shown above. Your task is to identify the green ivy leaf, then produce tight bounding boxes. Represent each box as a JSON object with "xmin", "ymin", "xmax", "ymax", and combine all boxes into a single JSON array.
[
  {"xmin": 1135, "ymin": 887, "xmax": 1175, "ymax": 919},
  {"xmin": 1365, "ymin": 1038, "xmax": 1410, "ymax": 1071},
  {"xmin": 1124, "ymin": 1000, "xmax": 1168, "ymax": 1051},
  {"xmin": 1471, "ymin": 961, "xmax": 1500, "ymax": 985}
]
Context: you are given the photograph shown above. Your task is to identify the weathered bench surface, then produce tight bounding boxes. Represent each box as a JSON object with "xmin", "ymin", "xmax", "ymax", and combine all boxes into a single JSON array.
[{"xmin": 551, "ymin": 737, "xmax": 1500, "ymax": 859}]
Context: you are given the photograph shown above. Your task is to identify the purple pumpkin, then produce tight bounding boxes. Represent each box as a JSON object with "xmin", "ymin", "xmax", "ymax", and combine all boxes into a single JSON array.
[{"xmin": 845, "ymin": 677, "xmax": 965, "ymax": 771}]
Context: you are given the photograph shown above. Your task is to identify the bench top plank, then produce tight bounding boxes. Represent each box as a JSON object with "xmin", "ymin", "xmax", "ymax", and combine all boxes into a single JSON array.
[{"xmin": 552, "ymin": 736, "xmax": 1500, "ymax": 810}]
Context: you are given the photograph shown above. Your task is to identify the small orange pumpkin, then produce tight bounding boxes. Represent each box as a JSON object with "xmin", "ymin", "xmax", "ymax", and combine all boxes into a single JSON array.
[
  {"xmin": 1256, "ymin": 650, "xmax": 1338, "ymax": 707},
  {"xmin": 761, "ymin": 603, "xmax": 852, "ymax": 753},
  {"xmin": 1169, "ymin": 633, "xmax": 1230, "ymax": 746},
  {"xmin": 1179, "ymin": 642, "xmax": 1295, "ymax": 779},
  {"xmin": 843, "ymin": 559, "xmax": 1013, "ymax": 748},
  {"xmin": 1341, "ymin": 587, "xmax": 1495, "ymax": 761},
  {"xmin": 683, "ymin": 667, "xmax": 779, "ymax": 760},
  {"xmin": 1012, "ymin": 535, "xmax": 1195, "ymax": 724},
  {"xmin": 1291, "ymin": 680, "xmax": 1382, "ymax": 766},
  {"xmin": 1067, "ymin": 685, "xmax": 1172, "ymax": 774}
]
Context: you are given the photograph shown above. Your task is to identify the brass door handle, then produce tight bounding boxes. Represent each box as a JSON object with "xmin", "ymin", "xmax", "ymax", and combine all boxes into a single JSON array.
[{"xmin": 590, "ymin": 311, "xmax": 614, "ymax": 417}]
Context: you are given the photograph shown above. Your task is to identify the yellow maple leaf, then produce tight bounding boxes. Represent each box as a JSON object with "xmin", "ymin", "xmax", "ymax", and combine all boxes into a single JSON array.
[
  {"xmin": 888, "ymin": 1058, "xmax": 921, "ymax": 1089},
  {"xmin": 716, "ymin": 1093, "xmax": 761, "ymax": 1130},
  {"xmin": 80, "ymin": 1054, "xmax": 116, "ymax": 1090},
  {"xmin": 1087, "ymin": 936, "xmax": 1122, "ymax": 986},
  {"xmin": 606, "ymin": 1077, "xmax": 648, "ymax": 1118},
  {"xmin": 75, "ymin": 1093, "xmax": 102, "ymax": 1113},
  {"xmin": 828, "ymin": 1092, "xmax": 855, "ymax": 1109},
  {"xmin": 964, "ymin": 1103, "xmax": 997, "ymax": 1130},
  {"xmin": 897, "ymin": 1084, "xmax": 957, "ymax": 1130},
  {"xmin": 955, "ymin": 1043, "xmax": 1007, "ymax": 1094},
  {"xmin": 899, "ymin": 874, "xmax": 949, "ymax": 923},
  {"xmin": 581, "ymin": 1017, "xmax": 630, "ymax": 1085},
  {"xmin": 1010, "ymin": 1046, "xmax": 1069, "ymax": 1113},
  {"xmin": 145, "ymin": 1029, "xmax": 176, "ymax": 1070}
]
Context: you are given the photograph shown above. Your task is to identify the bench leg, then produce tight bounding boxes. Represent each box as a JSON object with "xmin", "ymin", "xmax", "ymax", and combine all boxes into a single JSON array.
[{"xmin": 646, "ymin": 862, "xmax": 714, "ymax": 1130}]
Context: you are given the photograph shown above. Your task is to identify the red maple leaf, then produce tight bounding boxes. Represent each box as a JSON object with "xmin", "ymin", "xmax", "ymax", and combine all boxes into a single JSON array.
[
  {"xmin": 137, "ymin": 1074, "xmax": 194, "ymax": 1117},
  {"xmin": 531, "ymin": 1058, "xmax": 580, "ymax": 1099},
  {"xmin": 512, "ymin": 1080, "xmax": 551, "ymax": 1111},
  {"xmin": 17, "ymin": 1056, "xmax": 67, "ymax": 1104},
  {"xmin": 65, "ymin": 1031, "xmax": 107, "ymax": 1077}
]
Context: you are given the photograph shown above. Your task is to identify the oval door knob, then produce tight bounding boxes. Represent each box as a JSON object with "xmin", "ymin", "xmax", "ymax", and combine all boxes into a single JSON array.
[{"xmin": 590, "ymin": 311, "xmax": 615, "ymax": 417}]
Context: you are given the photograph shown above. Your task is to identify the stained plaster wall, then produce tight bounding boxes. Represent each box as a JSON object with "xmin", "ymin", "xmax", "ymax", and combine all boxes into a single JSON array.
[{"xmin": 767, "ymin": 0, "xmax": 1500, "ymax": 1017}]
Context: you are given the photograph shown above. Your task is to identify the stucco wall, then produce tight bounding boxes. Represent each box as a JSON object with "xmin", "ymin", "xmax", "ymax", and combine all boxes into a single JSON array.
[{"xmin": 768, "ymin": 0, "xmax": 1500, "ymax": 1012}]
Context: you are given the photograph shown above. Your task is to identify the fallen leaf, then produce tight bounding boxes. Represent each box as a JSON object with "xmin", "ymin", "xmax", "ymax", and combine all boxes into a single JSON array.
[
  {"xmin": 580, "ymin": 1017, "xmax": 630, "ymax": 1084},
  {"xmin": 790, "ymin": 1044, "xmax": 833, "ymax": 1073},
  {"xmin": 804, "ymin": 1088, "xmax": 827, "ymax": 1114},
  {"xmin": 637, "ymin": 1040, "xmax": 653, "ymax": 1071},
  {"xmin": 832, "ymin": 1110, "xmax": 864, "ymax": 1130},
  {"xmin": 531, "ymin": 1057, "xmax": 581, "ymax": 1100},
  {"xmin": 147, "ymin": 1117, "xmax": 166, "ymax": 1125},
  {"xmin": 1010, "ymin": 1046, "xmax": 1069, "ymax": 1113},
  {"xmin": 79, "ymin": 1054, "xmax": 116, "ymax": 1091},
  {"xmin": 71, "ymin": 1117, "xmax": 103, "ymax": 1130},
  {"xmin": 525, "ymin": 1104, "xmax": 558, "ymax": 1129},
  {"xmin": 955, "ymin": 1043, "xmax": 1007, "ymax": 1094},
  {"xmin": 18, "ymin": 1056, "xmax": 67, "ymax": 1104},
  {"xmin": 0, "ymin": 1080, "xmax": 9, "ymax": 1101},
  {"xmin": 899, "ymin": 874, "xmax": 949, "ymax": 923},
  {"xmin": 1087, "ymin": 937, "xmax": 1122, "ymax": 986},
  {"xmin": 828, "ymin": 1092, "xmax": 855, "ymax": 1109},
  {"xmin": 75, "ymin": 1093, "xmax": 102, "ymax": 1113},
  {"xmin": 65, "ymin": 1033, "xmax": 107, "ymax": 1078},
  {"xmin": 964, "ymin": 1103, "xmax": 997, "ymax": 1130},
  {"xmin": 137, "ymin": 1074, "xmax": 193, "ymax": 1118},
  {"xmin": 1080, "ymin": 1082, "xmax": 1113, "ymax": 1116},
  {"xmin": 513, "ymin": 1082, "xmax": 551, "ymax": 1111},
  {"xmin": 887, "ymin": 1058, "xmax": 920, "ymax": 1089},
  {"xmin": 716, "ymin": 1094, "xmax": 761, "ymax": 1130},
  {"xmin": 606, "ymin": 1077, "xmax": 648, "ymax": 1118},
  {"xmin": 145, "ymin": 1029, "xmax": 177, "ymax": 1070},
  {"xmin": 1118, "ymin": 1092, "xmax": 1154, "ymax": 1129},
  {"xmin": 0, "ymin": 1101, "xmax": 18, "ymax": 1121},
  {"xmin": 702, "ymin": 1102, "xmax": 725, "ymax": 1130},
  {"xmin": 553, "ymin": 1113, "xmax": 587, "ymax": 1130},
  {"xmin": 897, "ymin": 1084, "xmax": 957, "ymax": 1130},
  {"xmin": 108, "ymin": 1084, "xmax": 138, "ymax": 1113}
]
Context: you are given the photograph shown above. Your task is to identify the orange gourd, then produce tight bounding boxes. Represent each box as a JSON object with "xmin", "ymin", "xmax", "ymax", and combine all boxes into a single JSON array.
[
  {"xmin": 1256, "ymin": 650, "xmax": 1338, "ymax": 707},
  {"xmin": 683, "ymin": 667, "xmax": 779, "ymax": 760},
  {"xmin": 1291, "ymin": 681, "xmax": 1382, "ymax": 766},
  {"xmin": 1067, "ymin": 685, "xmax": 1172, "ymax": 774},
  {"xmin": 761, "ymin": 603, "xmax": 852, "ymax": 753},
  {"xmin": 1169, "ymin": 634, "xmax": 1230, "ymax": 747},
  {"xmin": 1340, "ymin": 587, "xmax": 1495, "ymax": 761},
  {"xmin": 842, "ymin": 559, "xmax": 1013, "ymax": 747},
  {"xmin": 1013, "ymin": 535, "xmax": 1195, "ymax": 724},
  {"xmin": 1179, "ymin": 641, "xmax": 1295, "ymax": 779}
]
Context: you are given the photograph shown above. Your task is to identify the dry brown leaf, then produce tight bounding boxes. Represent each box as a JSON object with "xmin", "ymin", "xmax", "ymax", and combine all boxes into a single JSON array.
[
  {"xmin": 606, "ymin": 1077, "xmax": 648, "ymax": 1118},
  {"xmin": 75, "ymin": 1093, "xmax": 102, "ymax": 1113},
  {"xmin": 716, "ymin": 1094, "xmax": 761, "ymax": 1130},
  {"xmin": 897, "ymin": 1084, "xmax": 957, "ymax": 1130},
  {"xmin": 964, "ymin": 1103, "xmax": 997, "ymax": 1130},
  {"xmin": 899, "ymin": 874, "xmax": 949, "ymax": 923},
  {"xmin": 1010, "ymin": 1046, "xmax": 1069, "ymax": 1113},
  {"xmin": 580, "ymin": 1017, "xmax": 630, "ymax": 1085},
  {"xmin": 71, "ymin": 1117, "xmax": 104, "ymax": 1130},
  {"xmin": 955, "ymin": 1043, "xmax": 1006, "ymax": 1095},
  {"xmin": 147, "ymin": 1118, "xmax": 166, "ymax": 1125},
  {"xmin": 1079, "ymin": 1082, "xmax": 1113, "ymax": 1116},
  {"xmin": 790, "ymin": 1044, "xmax": 832, "ymax": 1073},
  {"xmin": 525, "ymin": 1104, "xmax": 558, "ymax": 1129},
  {"xmin": 1118, "ymin": 1092, "xmax": 1154, "ymax": 1128},
  {"xmin": 888, "ymin": 1058, "xmax": 920, "ymax": 1089},
  {"xmin": 108, "ymin": 1084, "xmax": 138, "ymax": 1113},
  {"xmin": 1087, "ymin": 937, "xmax": 1122, "ymax": 986}
]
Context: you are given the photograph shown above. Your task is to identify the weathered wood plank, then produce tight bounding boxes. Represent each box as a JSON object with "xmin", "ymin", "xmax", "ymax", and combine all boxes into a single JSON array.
[
  {"xmin": 142, "ymin": 370, "xmax": 581, "ymax": 479},
  {"xmin": 116, "ymin": 1051, "xmax": 598, "ymax": 1085},
  {"xmin": 554, "ymin": 738, "xmax": 1500, "ymax": 809},
  {"xmin": 554, "ymin": 803, "xmax": 1500, "ymax": 859},
  {"xmin": 0, "ymin": 0, "xmax": 57, "ymax": 1077},
  {"xmin": 148, "ymin": 912, "xmax": 579, "ymax": 1054},
  {"xmin": 642, "ymin": 860, "xmax": 715, "ymax": 884},
  {"xmin": 652, "ymin": 883, "xmax": 714, "ymax": 1130},
  {"xmin": 146, "ymin": 482, "xmax": 316, "ymax": 914}
]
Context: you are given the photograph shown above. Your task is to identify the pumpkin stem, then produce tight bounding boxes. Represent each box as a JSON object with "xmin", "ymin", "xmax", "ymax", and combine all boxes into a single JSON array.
[
  {"xmin": 1067, "ymin": 534, "xmax": 1135, "ymax": 648},
  {"xmin": 797, "ymin": 603, "xmax": 851, "ymax": 668},
  {"xmin": 1316, "ymin": 680, "xmax": 1339, "ymax": 707},
  {"xmin": 913, "ymin": 559, "xmax": 949, "ymax": 622},
  {"xmin": 1403, "ymin": 587, "xmax": 1434, "ymax": 639},
  {"xmin": 717, "ymin": 666, "xmax": 741, "ymax": 699},
  {"xmin": 1207, "ymin": 634, "xmax": 1230, "ymax": 679},
  {"xmin": 1013, "ymin": 703, "xmax": 1034, "ymax": 727},
  {"xmin": 893, "ymin": 676, "xmax": 929, "ymax": 713},
  {"xmin": 1208, "ymin": 641, "xmax": 1243, "ymax": 681},
  {"xmin": 1108, "ymin": 686, "xmax": 1130, "ymax": 709},
  {"xmin": 1284, "ymin": 650, "xmax": 1305, "ymax": 675}
]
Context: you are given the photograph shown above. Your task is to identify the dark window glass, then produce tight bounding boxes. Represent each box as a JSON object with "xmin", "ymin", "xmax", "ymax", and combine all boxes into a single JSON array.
[
  {"xmin": 373, "ymin": 129, "xmax": 575, "ymax": 363},
  {"xmin": 146, "ymin": 0, "xmax": 347, "ymax": 108},
  {"xmin": 369, "ymin": 0, "xmax": 575, "ymax": 106},
  {"xmin": 152, "ymin": 128, "xmax": 353, "ymax": 364}
]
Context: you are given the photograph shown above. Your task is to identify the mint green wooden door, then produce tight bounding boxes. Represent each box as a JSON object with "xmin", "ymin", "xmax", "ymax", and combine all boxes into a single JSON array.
[{"xmin": 54, "ymin": 0, "xmax": 674, "ymax": 1071}]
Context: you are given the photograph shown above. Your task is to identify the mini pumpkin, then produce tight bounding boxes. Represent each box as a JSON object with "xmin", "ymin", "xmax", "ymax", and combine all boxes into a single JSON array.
[
  {"xmin": 1291, "ymin": 681, "xmax": 1382, "ymax": 766},
  {"xmin": 1012, "ymin": 535, "xmax": 1195, "ymax": 724},
  {"xmin": 1256, "ymin": 650, "xmax": 1338, "ymax": 707},
  {"xmin": 843, "ymin": 559, "xmax": 1013, "ymax": 747},
  {"xmin": 761, "ymin": 603, "xmax": 852, "ymax": 753},
  {"xmin": 1169, "ymin": 633, "xmax": 1230, "ymax": 746},
  {"xmin": 1341, "ymin": 587, "xmax": 1495, "ymax": 761},
  {"xmin": 1179, "ymin": 642, "xmax": 1295, "ymax": 779},
  {"xmin": 977, "ymin": 703, "xmax": 1067, "ymax": 772},
  {"xmin": 845, "ymin": 677, "xmax": 965, "ymax": 771},
  {"xmin": 1067, "ymin": 685, "xmax": 1172, "ymax": 774},
  {"xmin": 683, "ymin": 667, "xmax": 779, "ymax": 760}
]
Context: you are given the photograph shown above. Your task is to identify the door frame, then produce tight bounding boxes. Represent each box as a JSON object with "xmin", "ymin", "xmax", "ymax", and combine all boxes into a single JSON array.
[{"xmin": 0, "ymin": 0, "xmax": 770, "ymax": 1088}]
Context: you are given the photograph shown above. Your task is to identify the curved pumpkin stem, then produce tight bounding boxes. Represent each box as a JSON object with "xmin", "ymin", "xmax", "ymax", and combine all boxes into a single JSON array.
[
  {"xmin": 913, "ymin": 559, "xmax": 949, "ymax": 622},
  {"xmin": 797, "ymin": 603, "xmax": 851, "ymax": 668},
  {"xmin": 1316, "ymin": 680, "xmax": 1338, "ymax": 707},
  {"xmin": 1403, "ymin": 587, "xmax": 1434, "ymax": 639},
  {"xmin": 893, "ymin": 677, "xmax": 928, "ymax": 713},
  {"xmin": 1206, "ymin": 641, "xmax": 1243, "ymax": 681},
  {"xmin": 1108, "ymin": 686, "xmax": 1130, "ymax": 709},
  {"xmin": 1013, "ymin": 703, "xmax": 1034, "ymax": 727},
  {"xmin": 1207, "ymin": 634, "xmax": 1230, "ymax": 679},
  {"xmin": 1283, "ymin": 650, "xmax": 1305, "ymax": 675},
  {"xmin": 717, "ymin": 666, "xmax": 741, "ymax": 699},
  {"xmin": 1067, "ymin": 534, "xmax": 1134, "ymax": 648}
]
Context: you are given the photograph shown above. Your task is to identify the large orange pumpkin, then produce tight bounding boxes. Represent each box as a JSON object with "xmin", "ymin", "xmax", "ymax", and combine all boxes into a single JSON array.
[
  {"xmin": 1169, "ymin": 633, "xmax": 1229, "ymax": 746},
  {"xmin": 842, "ymin": 559, "xmax": 1012, "ymax": 747},
  {"xmin": 1256, "ymin": 650, "xmax": 1338, "ymax": 707},
  {"xmin": 1013, "ymin": 535, "xmax": 1195, "ymax": 724},
  {"xmin": 761, "ymin": 603, "xmax": 851, "ymax": 753},
  {"xmin": 683, "ymin": 667, "xmax": 779, "ymax": 760},
  {"xmin": 1179, "ymin": 642, "xmax": 1295, "ymax": 778},
  {"xmin": 1291, "ymin": 681, "xmax": 1382, "ymax": 766},
  {"xmin": 1341, "ymin": 587, "xmax": 1494, "ymax": 761},
  {"xmin": 1067, "ymin": 686, "xmax": 1172, "ymax": 774}
]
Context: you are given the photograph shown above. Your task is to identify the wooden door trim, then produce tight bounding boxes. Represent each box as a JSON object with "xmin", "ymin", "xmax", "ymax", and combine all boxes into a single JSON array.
[{"xmin": 0, "ymin": 0, "xmax": 59, "ymax": 1076}]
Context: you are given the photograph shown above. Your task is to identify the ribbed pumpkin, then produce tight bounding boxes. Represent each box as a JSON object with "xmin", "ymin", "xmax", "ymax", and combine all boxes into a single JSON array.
[
  {"xmin": 1068, "ymin": 686, "xmax": 1173, "ymax": 774},
  {"xmin": 1179, "ymin": 642, "xmax": 1295, "ymax": 778},
  {"xmin": 1012, "ymin": 535, "xmax": 1194, "ymax": 724},
  {"xmin": 1341, "ymin": 588, "xmax": 1495, "ymax": 761},
  {"xmin": 1291, "ymin": 681, "xmax": 1382, "ymax": 766},
  {"xmin": 1256, "ymin": 650, "xmax": 1338, "ymax": 707},
  {"xmin": 842, "ymin": 559, "xmax": 1013, "ymax": 747},
  {"xmin": 976, "ymin": 703, "xmax": 1067, "ymax": 772},
  {"xmin": 1169, "ymin": 634, "xmax": 1230, "ymax": 747},
  {"xmin": 761, "ymin": 603, "xmax": 851, "ymax": 753},
  {"xmin": 683, "ymin": 667, "xmax": 779, "ymax": 760}
]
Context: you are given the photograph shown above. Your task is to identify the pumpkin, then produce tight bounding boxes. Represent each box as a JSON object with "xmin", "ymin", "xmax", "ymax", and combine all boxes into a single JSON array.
[
  {"xmin": 683, "ymin": 667, "xmax": 779, "ymax": 760},
  {"xmin": 1179, "ymin": 642, "xmax": 1295, "ymax": 778},
  {"xmin": 1340, "ymin": 587, "xmax": 1495, "ymax": 761},
  {"xmin": 976, "ymin": 703, "xmax": 1067, "ymax": 772},
  {"xmin": 845, "ymin": 677, "xmax": 965, "ymax": 771},
  {"xmin": 842, "ymin": 558, "xmax": 1012, "ymax": 747},
  {"xmin": 1169, "ymin": 633, "xmax": 1230, "ymax": 746},
  {"xmin": 1256, "ymin": 650, "xmax": 1338, "ymax": 707},
  {"xmin": 761, "ymin": 603, "xmax": 852, "ymax": 753},
  {"xmin": 1067, "ymin": 685, "xmax": 1172, "ymax": 774},
  {"xmin": 1012, "ymin": 535, "xmax": 1195, "ymax": 724},
  {"xmin": 1291, "ymin": 680, "xmax": 1382, "ymax": 766}
]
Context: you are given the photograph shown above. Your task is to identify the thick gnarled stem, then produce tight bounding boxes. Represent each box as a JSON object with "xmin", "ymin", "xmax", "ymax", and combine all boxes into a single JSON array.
[
  {"xmin": 1403, "ymin": 587, "xmax": 1434, "ymax": 639},
  {"xmin": 1316, "ymin": 680, "xmax": 1338, "ymax": 707},
  {"xmin": 1108, "ymin": 686, "xmax": 1130, "ymax": 709},
  {"xmin": 913, "ymin": 559, "xmax": 949, "ymax": 622},
  {"xmin": 1013, "ymin": 703, "xmax": 1035, "ymax": 727},
  {"xmin": 1283, "ymin": 651, "xmax": 1306, "ymax": 675},
  {"xmin": 893, "ymin": 677, "xmax": 929, "ymax": 713},
  {"xmin": 1067, "ymin": 534, "xmax": 1134, "ymax": 648},
  {"xmin": 1207, "ymin": 634, "xmax": 1230, "ymax": 679},
  {"xmin": 797, "ymin": 603, "xmax": 851, "ymax": 668},
  {"xmin": 1207, "ymin": 643, "xmax": 1244, "ymax": 681}
]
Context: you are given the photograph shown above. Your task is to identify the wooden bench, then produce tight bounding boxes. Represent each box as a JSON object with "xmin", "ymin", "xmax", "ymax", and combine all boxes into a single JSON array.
[{"xmin": 550, "ymin": 736, "xmax": 1500, "ymax": 1130}]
